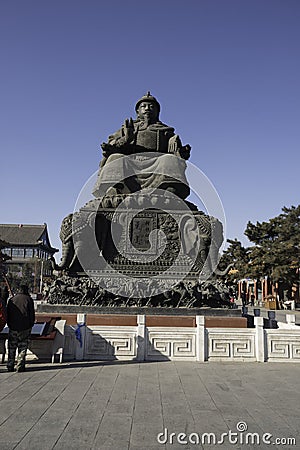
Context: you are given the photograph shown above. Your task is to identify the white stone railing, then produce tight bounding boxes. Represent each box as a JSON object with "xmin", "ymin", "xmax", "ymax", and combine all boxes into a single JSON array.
[{"xmin": 60, "ymin": 314, "xmax": 300, "ymax": 363}]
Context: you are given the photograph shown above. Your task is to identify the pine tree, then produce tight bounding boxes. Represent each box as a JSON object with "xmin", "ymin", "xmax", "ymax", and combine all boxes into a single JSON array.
[
  {"xmin": 245, "ymin": 205, "xmax": 300, "ymax": 293},
  {"xmin": 219, "ymin": 238, "xmax": 250, "ymax": 282}
]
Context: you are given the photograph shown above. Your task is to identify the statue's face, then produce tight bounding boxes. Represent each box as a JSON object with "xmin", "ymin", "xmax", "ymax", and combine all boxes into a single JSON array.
[{"xmin": 137, "ymin": 101, "xmax": 159, "ymax": 123}]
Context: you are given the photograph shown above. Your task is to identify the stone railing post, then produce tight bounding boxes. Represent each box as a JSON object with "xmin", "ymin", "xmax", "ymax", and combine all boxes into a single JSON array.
[
  {"xmin": 75, "ymin": 313, "xmax": 86, "ymax": 360},
  {"xmin": 136, "ymin": 315, "xmax": 146, "ymax": 361},
  {"xmin": 196, "ymin": 316, "xmax": 206, "ymax": 362},
  {"xmin": 254, "ymin": 316, "xmax": 265, "ymax": 362},
  {"xmin": 286, "ymin": 314, "xmax": 296, "ymax": 326}
]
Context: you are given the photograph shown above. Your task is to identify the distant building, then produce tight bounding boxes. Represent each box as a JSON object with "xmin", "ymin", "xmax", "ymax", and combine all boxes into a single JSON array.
[
  {"xmin": 0, "ymin": 223, "xmax": 58, "ymax": 293},
  {"xmin": 237, "ymin": 276, "xmax": 299, "ymax": 309}
]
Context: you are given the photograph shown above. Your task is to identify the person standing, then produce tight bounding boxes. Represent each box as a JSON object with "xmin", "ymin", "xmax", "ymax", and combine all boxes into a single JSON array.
[
  {"xmin": 6, "ymin": 284, "xmax": 35, "ymax": 372},
  {"xmin": 0, "ymin": 293, "xmax": 7, "ymax": 332},
  {"xmin": 241, "ymin": 290, "xmax": 247, "ymax": 307}
]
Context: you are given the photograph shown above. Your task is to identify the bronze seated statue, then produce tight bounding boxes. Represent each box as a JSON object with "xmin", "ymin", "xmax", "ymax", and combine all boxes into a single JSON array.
[
  {"xmin": 49, "ymin": 92, "xmax": 231, "ymax": 308},
  {"xmin": 92, "ymin": 92, "xmax": 191, "ymax": 201}
]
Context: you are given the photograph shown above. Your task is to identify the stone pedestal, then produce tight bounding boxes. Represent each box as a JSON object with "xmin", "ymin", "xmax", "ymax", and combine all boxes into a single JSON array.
[{"xmin": 69, "ymin": 192, "xmax": 223, "ymax": 289}]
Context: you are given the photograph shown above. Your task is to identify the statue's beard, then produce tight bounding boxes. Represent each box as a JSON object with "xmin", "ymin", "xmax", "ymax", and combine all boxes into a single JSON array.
[
  {"xmin": 144, "ymin": 116, "xmax": 150, "ymax": 127},
  {"xmin": 138, "ymin": 114, "xmax": 154, "ymax": 129}
]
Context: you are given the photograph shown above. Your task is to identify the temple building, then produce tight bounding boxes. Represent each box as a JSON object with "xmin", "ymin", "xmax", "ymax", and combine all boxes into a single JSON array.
[{"xmin": 0, "ymin": 223, "xmax": 58, "ymax": 293}]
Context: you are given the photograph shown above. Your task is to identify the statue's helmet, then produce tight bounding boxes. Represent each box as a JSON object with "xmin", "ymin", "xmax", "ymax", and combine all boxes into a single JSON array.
[{"xmin": 135, "ymin": 91, "xmax": 160, "ymax": 113}]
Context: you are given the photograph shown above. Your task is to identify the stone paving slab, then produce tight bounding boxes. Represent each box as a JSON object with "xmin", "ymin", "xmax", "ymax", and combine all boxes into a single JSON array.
[{"xmin": 0, "ymin": 360, "xmax": 299, "ymax": 449}]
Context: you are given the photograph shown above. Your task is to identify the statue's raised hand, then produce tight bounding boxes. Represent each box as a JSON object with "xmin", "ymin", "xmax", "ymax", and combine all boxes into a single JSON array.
[{"xmin": 122, "ymin": 117, "xmax": 135, "ymax": 144}]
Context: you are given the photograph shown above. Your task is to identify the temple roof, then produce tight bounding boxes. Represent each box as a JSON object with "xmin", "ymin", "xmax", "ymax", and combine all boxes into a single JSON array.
[{"xmin": 0, "ymin": 224, "xmax": 58, "ymax": 253}]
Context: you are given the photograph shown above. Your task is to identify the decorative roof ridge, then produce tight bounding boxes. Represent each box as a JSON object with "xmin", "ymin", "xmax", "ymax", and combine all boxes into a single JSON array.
[{"xmin": 0, "ymin": 223, "xmax": 58, "ymax": 253}]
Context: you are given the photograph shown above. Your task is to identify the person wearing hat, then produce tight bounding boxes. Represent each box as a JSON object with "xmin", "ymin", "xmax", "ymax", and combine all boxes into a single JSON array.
[{"xmin": 93, "ymin": 92, "xmax": 191, "ymax": 199}]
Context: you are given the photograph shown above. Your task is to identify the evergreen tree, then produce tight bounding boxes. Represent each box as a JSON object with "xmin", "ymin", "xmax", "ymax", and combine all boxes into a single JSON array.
[
  {"xmin": 245, "ymin": 205, "xmax": 299, "ymax": 292},
  {"xmin": 219, "ymin": 238, "xmax": 250, "ymax": 282},
  {"xmin": 218, "ymin": 205, "xmax": 299, "ymax": 300}
]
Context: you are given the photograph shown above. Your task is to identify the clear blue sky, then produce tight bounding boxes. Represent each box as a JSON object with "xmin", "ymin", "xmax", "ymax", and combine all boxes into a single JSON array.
[{"xmin": 1, "ymin": 0, "xmax": 299, "ymax": 260}]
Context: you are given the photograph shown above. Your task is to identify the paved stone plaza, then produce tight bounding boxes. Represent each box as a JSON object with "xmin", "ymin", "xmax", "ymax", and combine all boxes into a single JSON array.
[{"xmin": 0, "ymin": 360, "xmax": 299, "ymax": 449}]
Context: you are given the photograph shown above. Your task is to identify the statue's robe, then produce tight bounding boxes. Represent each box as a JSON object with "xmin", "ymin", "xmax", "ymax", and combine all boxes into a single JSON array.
[{"xmin": 92, "ymin": 120, "xmax": 190, "ymax": 199}]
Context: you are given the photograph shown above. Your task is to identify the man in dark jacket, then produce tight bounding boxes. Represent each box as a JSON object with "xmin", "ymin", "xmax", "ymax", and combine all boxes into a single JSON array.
[{"xmin": 7, "ymin": 284, "xmax": 35, "ymax": 372}]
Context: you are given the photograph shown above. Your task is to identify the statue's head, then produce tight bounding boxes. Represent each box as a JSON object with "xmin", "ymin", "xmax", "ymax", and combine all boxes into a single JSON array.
[{"xmin": 135, "ymin": 91, "xmax": 160, "ymax": 123}]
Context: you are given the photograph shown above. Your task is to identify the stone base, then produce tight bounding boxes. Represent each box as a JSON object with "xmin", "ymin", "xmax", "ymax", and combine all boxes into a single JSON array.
[
  {"xmin": 37, "ymin": 303, "xmax": 240, "ymax": 316},
  {"xmin": 68, "ymin": 199, "xmax": 222, "ymax": 279}
]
